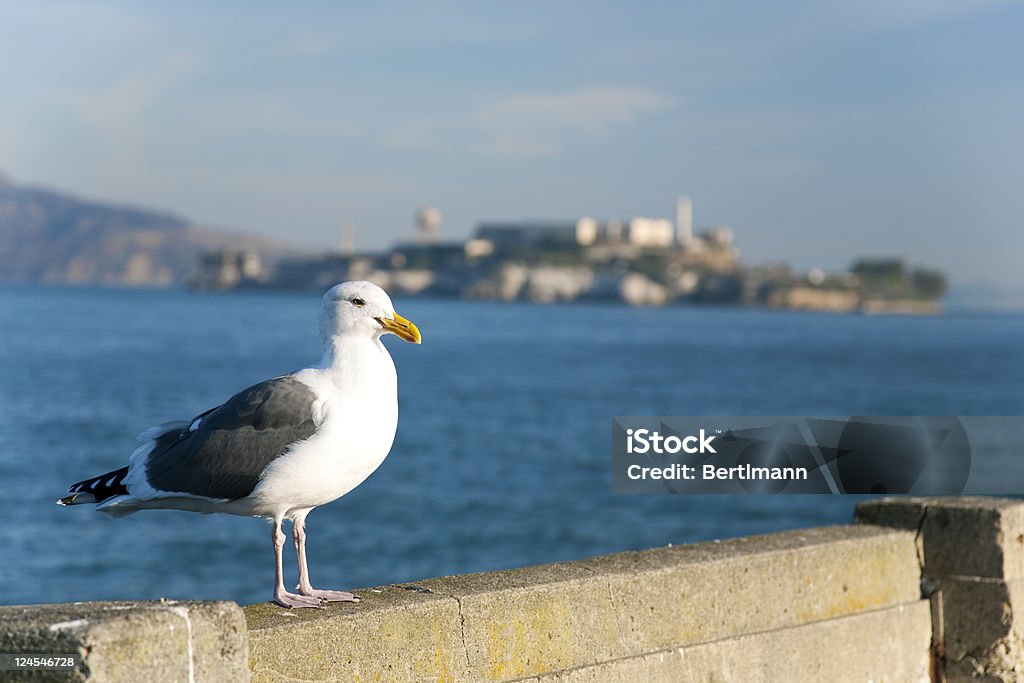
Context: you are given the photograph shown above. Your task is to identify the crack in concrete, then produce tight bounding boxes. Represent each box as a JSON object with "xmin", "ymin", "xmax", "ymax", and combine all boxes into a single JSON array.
[
  {"xmin": 451, "ymin": 594, "xmax": 473, "ymax": 675},
  {"xmin": 604, "ymin": 576, "xmax": 629, "ymax": 656},
  {"xmin": 427, "ymin": 588, "xmax": 473, "ymax": 675},
  {"xmin": 914, "ymin": 504, "xmax": 929, "ymax": 580},
  {"xmin": 913, "ymin": 504, "xmax": 947, "ymax": 683}
]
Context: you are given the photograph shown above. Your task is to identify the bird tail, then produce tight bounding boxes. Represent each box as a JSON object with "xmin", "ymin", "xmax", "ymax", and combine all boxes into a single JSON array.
[{"xmin": 58, "ymin": 467, "xmax": 129, "ymax": 506}]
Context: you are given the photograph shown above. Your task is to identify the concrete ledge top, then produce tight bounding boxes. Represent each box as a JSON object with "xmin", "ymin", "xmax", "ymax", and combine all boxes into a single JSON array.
[
  {"xmin": 856, "ymin": 496, "xmax": 1024, "ymax": 579},
  {"xmin": 244, "ymin": 523, "xmax": 922, "ymax": 682},
  {"xmin": 857, "ymin": 495, "xmax": 1024, "ymax": 524},
  {"xmin": 0, "ymin": 598, "xmax": 231, "ymax": 626},
  {"xmin": 247, "ymin": 522, "xmax": 915, "ymax": 631}
]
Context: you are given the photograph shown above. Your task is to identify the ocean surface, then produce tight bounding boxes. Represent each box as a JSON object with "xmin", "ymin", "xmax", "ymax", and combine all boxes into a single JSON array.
[{"xmin": 1, "ymin": 286, "xmax": 1022, "ymax": 607}]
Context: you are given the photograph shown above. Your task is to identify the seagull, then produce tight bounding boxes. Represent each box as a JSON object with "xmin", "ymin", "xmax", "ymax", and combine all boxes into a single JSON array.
[{"xmin": 58, "ymin": 281, "xmax": 421, "ymax": 608}]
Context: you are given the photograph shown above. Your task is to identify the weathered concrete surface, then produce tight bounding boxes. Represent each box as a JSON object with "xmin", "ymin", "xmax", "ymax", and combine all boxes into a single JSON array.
[
  {"xmin": 856, "ymin": 496, "xmax": 1024, "ymax": 580},
  {"xmin": 514, "ymin": 601, "xmax": 933, "ymax": 683},
  {"xmin": 857, "ymin": 497, "xmax": 1024, "ymax": 683},
  {"xmin": 246, "ymin": 585, "xmax": 466, "ymax": 683},
  {"xmin": 246, "ymin": 524, "xmax": 922, "ymax": 682},
  {"xmin": 940, "ymin": 576, "xmax": 1024, "ymax": 682},
  {"xmin": 0, "ymin": 600, "xmax": 247, "ymax": 682}
]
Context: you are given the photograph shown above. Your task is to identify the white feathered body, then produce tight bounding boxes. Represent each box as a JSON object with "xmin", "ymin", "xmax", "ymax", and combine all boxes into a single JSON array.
[
  {"xmin": 98, "ymin": 336, "xmax": 399, "ymax": 520},
  {"xmin": 253, "ymin": 338, "xmax": 398, "ymax": 519}
]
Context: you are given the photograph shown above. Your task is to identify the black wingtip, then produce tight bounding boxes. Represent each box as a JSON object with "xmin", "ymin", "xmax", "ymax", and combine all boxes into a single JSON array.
[{"xmin": 62, "ymin": 467, "xmax": 128, "ymax": 506}]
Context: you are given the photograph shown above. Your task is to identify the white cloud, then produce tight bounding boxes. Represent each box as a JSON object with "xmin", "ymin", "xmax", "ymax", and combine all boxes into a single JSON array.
[
  {"xmin": 469, "ymin": 86, "xmax": 676, "ymax": 157},
  {"xmin": 70, "ymin": 52, "xmax": 204, "ymax": 158},
  {"xmin": 179, "ymin": 92, "xmax": 365, "ymax": 141},
  {"xmin": 386, "ymin": 85, "xmax": 676, "ymax": 157}
]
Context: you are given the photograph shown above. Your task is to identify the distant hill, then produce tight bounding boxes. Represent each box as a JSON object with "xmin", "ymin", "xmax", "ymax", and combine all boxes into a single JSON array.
[{"xmin": 0, "ymin": 173, "xmax": 289, "ymax": 286}]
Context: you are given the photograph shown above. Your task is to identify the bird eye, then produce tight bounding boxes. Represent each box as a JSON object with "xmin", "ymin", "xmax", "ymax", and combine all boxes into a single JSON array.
[{"xmin": 351, "ymin": 297, "xmax": 366, "ymax": 307}]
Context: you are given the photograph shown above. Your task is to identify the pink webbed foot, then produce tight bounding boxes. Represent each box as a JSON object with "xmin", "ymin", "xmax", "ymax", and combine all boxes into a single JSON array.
[
  {"xmin": 299, "ymin": 588, "xmax": 360, "ymax": 602},
  {"xmin": 274, "ymin": 590, "xmax": 325, "ymax": 609}
]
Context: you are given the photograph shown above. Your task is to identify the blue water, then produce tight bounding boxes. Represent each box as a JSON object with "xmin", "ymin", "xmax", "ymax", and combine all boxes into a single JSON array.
[{"xmin": 1, "ymin": 287, "xmax": 1022, "ymax": 606}]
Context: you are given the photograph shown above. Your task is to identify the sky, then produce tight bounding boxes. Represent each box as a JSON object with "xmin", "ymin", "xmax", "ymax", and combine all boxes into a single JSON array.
[{"xmin": 1, "ymin": 1, "xmax": 1022, "ymax": 287}]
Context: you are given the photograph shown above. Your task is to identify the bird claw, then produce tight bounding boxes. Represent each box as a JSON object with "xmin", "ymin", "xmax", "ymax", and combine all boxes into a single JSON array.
[
  {"xmin": 274, "ymin": 591, "xmax": 325, "ymax": 609},
  {"xmin": 299, "ymin": 588, "xmax": 360, "ymax": 602}
]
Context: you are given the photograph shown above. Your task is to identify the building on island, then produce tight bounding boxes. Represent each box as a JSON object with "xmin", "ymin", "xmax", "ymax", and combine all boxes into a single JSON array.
[{"xmin": 472, "ymin": 196, "xmax": 726, "ymax": 253}]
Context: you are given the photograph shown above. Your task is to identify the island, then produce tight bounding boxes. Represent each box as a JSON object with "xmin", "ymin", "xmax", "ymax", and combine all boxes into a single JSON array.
[{"xmin": 192, "ymin": 198, "xmax": 947, "ymax": 314}]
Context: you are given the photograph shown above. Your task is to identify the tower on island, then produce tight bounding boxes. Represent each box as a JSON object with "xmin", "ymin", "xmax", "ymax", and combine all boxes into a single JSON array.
[
  {"xmin": 676, "ymin": 196, "xmax": 693, "ymax": 246},
  {"xmin": 416, "ymin": 207, "xmax": 442, "ymax": 245}
]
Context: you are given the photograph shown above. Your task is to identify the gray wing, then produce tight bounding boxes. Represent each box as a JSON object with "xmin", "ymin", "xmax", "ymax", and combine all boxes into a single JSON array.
[{"xmin": 144, "ymin": 377, "xmax": 318, "ymax": 500}]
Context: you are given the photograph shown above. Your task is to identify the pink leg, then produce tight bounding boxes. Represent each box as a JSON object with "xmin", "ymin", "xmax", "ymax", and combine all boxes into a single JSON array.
[
  {"xmin": 272, "ymin": 518, "xmax": 323, "ymax": 608},
  {"xmin": 293, "ymin": 514, "xmax": 359, "ymax": 602}
]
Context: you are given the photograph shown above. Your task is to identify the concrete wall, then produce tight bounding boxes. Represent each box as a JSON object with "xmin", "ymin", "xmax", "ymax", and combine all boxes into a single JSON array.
[
  {"xmin": 4, "ymin": 497, "xmax": 1024, "ymax": 681},
  {"xmin": 857, "ymin": 496, "xmax": 1024, "ymax": 682}
]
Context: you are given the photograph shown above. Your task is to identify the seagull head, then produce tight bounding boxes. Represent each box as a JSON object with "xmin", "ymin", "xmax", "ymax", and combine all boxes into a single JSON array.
[{"xmin": 320, "ymin": 281, "xmax": 422, "ymax": 344}]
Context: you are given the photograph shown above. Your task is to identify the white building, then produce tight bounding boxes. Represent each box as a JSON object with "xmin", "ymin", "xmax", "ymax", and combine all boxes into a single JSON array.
[
  {"xmin": 475, "ymin": 195, "xmax": 708, "ymax": 251},
  {"xmin": 572, "ymin": 217, "xmax": 673, "ymax": 247},
  {"xmin": 625, "ymin": 217, "xmax": 675, "ymax": 247}
]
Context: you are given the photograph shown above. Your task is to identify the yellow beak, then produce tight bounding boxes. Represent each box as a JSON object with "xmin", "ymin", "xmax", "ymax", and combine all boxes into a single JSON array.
[{"xmin": 376, "ymin": 312, "xmax": 422, "ymax": 344}]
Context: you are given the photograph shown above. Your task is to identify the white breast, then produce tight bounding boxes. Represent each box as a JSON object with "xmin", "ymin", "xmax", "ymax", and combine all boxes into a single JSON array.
[{"xmin": 249, "ymin": 338, "xmax": 399, "ymax": 520}]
